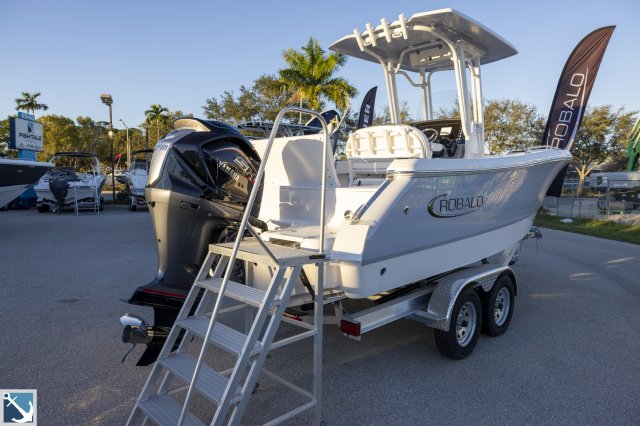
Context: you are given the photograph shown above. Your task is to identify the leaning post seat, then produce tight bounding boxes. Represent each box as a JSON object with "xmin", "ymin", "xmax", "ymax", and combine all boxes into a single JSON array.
[
  {"xmin": 345, "ymin": 125, "xmax": 442, "ymax": 182},
  {"xmin": 346, "ymin": 124, "xmax": 439, "ymax": 158}
]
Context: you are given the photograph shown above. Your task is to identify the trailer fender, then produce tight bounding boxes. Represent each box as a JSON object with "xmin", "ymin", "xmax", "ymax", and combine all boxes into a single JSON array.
[{"xmin": 412, "ymin": 265, "xmax": 513, "ymax": 331}]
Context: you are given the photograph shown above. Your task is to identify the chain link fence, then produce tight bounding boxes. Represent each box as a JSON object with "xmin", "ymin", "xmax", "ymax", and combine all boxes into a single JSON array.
[{"xmin": 543, "ymin": 179, "xmax": 640, "ymax": 225}]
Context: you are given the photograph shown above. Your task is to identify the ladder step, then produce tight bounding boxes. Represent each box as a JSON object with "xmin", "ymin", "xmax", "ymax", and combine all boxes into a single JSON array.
[
  {"xmin": 160, "ymin": 353, "xmax": 241, "ymax": 405},
  {"xmin": 209, "ymin": 238, "xmax": 323, "ymax": 267},
  {"xmin": 198, "ymin": 277, "xmax": 277, "ymax": 308},
  {"xmin": 138, "ymin": 394, "xmax": 204, "ymax": 426},
  {"xmin": 177, "ymin": 315, "xmax": 262, "ymax": 356}
]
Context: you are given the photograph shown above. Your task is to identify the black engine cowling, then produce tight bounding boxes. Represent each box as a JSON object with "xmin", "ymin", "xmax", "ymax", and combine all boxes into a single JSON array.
[
  {"xmin": 124, "ymin": 118, "xmax": 263, "ymax": 365},
  {"xmin": 49, "ymin": 167, "xmax": 76, "ymax": 212}
]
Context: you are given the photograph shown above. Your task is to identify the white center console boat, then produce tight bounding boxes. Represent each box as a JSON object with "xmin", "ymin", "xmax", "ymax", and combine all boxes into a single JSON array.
[
  {"xmin": 35, "ymin": 151, "xmax": 105, "ymax": 213},
  {"xmin": 246, "ymin": 9, "xmax": 572, "ymax": 300},
  {"xmin": 126, "ymin": 9, "xmax": 613, "ymax": 425},
  {"xmin": 121, "ymin": 149, "xmax": 153, "ymax": 211}
]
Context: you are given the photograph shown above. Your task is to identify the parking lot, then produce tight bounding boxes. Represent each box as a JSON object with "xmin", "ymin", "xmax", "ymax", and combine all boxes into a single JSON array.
[{"xmin": 1, "ymin": 207, "xmax": 639, "ymax": 425}]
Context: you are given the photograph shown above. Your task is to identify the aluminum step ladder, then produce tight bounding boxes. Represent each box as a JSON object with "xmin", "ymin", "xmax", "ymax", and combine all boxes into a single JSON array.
[
  {"xmin": 127, "ymin": 107, "xmax": 331, "ymax": 425},
  {"xmin": 127, "ymin": 239, "xmax": 325, "ymax": 425}
]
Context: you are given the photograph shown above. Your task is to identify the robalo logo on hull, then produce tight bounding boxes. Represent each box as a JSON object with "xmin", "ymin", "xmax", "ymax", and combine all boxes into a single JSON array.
[{"xmin": 428, "ymin": 193, "xmax": 484, "ymax": 218}]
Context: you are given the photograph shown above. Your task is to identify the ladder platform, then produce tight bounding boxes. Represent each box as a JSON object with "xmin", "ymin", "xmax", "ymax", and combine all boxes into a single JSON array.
[
  {"xmin": 197, "ymin": 277, "xmax": 276, "ymax": 308},
  {"xmin": 160, "ymin": 352, "xmax": 242, "ymax": 405},
  {"xmin": 177, "ymin": 315, "xmax": 262, "ymax": 356},
  {"xmin": 138, "ymin": 394, "xmax": 204, "ymax": 426},
  {"xmin": 209, "ymin": 238, "xmax": 324, "ymax": 267}
]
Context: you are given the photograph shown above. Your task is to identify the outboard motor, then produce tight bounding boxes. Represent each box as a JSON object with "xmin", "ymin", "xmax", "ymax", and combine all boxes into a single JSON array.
[
  {"xmin": 121, "ymin": 118, "xmax": 263, "ymax": 365},
  {"xmin": 49, "ymin": 168, "xmax": 74, "ymax": 213}
]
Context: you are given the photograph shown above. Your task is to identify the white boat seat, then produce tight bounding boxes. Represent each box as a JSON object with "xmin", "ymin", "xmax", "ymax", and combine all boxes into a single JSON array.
[
  {"xmin": 262, "ymin": 225, "xmax": 336, "ymax": 252},
  {"xmin": 345, "ymin": 125, "xmax": 442, "ymax": 185},
  {"xmin": 346, "ymin": 125, "xmax": 442, "ymax": 159}
]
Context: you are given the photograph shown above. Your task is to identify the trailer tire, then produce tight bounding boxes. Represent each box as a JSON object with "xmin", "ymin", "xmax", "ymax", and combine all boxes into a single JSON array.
[
  {"xmin": 434, "ymin": 288, "xmax": 481, "ymax": 359},
  {"xmin": 37, "ymin": 205, "xmax": 49, "ymax": 213},
  {"xmin": 482, "ymin": 275, "xmax": 514, "ymax": 336}
]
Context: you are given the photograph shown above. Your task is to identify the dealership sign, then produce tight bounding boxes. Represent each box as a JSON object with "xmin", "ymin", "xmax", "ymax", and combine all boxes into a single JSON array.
[{"xmin": 9, "ymin": 116, "xmax": 44, "ymax": 151}]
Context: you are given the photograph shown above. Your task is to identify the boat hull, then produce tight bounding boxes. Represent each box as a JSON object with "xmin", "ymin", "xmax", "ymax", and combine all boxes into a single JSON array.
[
  {"xmin": 331, "ymin": 150, "xmax": 571, "ymax": 297},
  {"xmin": 35, "ymin": 176, "xmax": 106, "ymax": 210},
  {"xmin": 121, "ymin": 170, "xmax": 148, "ymax": 208},
  {"xmin": 0, "ymin": 159, "xmax": 54, "ymax": 208},
  {"xmin": 0, "ymin": 184, "xmax": 30, "ymax": 208},
  {"xmin": 36, "ymin": 184, "xmax": 104, "ymax": 209}
]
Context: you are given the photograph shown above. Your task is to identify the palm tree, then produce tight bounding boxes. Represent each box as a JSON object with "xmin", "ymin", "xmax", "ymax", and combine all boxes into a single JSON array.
[
  {"xmin": 278, "ymin": 38, "xmax": 357, "ymax": 122},
  {"xmin": 15, "ymin": 91, "xmax": 49, "ymax": 116},
  {"xmin": 144, "ymin": 104, "xmax": 169, "ymax": 141}
]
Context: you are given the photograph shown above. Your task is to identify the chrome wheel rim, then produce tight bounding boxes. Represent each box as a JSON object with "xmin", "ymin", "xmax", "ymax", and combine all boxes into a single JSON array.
[
  {"xmin": 493, "ymin": 287, "xmax": 511, "ymax": 327},
  {"xmin": 456, "ymin": 301, "xmax": 477, "ymax": 347}
]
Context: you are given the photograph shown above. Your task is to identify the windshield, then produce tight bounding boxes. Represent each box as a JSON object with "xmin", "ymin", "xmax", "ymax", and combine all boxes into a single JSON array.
[
  {"xmin": 131, "ymin": 152, "xmax": 152, "ymax": 171},
  {"xmin": 52, "ymin": 155, "xmax": 97, "ymax": 174}
]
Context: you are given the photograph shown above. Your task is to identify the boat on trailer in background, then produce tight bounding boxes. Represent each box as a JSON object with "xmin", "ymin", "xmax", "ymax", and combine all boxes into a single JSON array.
[
  {"xmin": 35, "ymin": 152, "xmax": 105, "ymax": 213},
  {"xmin": 123, "ymin": 8, "xmax": 614, "ymax": 425},
  {"xmin": 120, "ymin": 149, "xmax": 154, "ymax": 211}
]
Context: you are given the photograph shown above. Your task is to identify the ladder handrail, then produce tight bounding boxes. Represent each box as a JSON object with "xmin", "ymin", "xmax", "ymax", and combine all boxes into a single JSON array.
[{"xmin": 178, "ymin": 106, "xmax": 329, "ymax": 425}]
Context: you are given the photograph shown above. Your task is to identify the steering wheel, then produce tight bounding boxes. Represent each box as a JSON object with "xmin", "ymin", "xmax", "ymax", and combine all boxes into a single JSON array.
[{"xmin": 422, "ymin": 128, "xmax": 439, "ymax": 143}]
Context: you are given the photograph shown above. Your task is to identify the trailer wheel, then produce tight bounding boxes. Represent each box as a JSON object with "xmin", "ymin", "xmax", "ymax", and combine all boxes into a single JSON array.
[
  {"xmin": 37, "ymin": 205, "xmax": 49, "ymax": 213},
  {"xmin": 434, "ymin": 288, "xmax": 482, "ymax": 359},
  {"xmin": 482, "ymin": 275, "xmax": 514, "ymax": 336}
]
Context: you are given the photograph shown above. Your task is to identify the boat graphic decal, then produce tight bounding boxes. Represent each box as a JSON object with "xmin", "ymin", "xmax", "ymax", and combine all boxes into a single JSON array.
[{"xmin": 428, "ymin": 193, "xmax": 484, "ymax": 218}]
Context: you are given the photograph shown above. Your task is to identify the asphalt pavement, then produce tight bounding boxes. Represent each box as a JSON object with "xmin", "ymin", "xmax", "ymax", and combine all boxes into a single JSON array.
[{"xmin": 1, "ymin": 207, "xmax": 639, "ymax": 425}]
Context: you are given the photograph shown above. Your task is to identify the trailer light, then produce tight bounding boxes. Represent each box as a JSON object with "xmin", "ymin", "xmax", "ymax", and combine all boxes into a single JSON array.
[{"xmin": 341, "ymin": 319, "xmax": 361, "ymax": 337}]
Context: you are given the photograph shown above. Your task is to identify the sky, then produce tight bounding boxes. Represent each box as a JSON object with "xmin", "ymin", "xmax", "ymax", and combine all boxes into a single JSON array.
[{"xmin": 2, "ymin": 0, "xmax": 639, "ymax": 131}]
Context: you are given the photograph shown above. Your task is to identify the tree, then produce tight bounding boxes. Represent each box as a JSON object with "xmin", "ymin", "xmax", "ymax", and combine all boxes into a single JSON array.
[
  {"xmin": 571, "ymin": 105, "xmax": 636, "ymax": 195},
  {"xmin": 203, "ymin": 87, "xmax": 259, "ymax": 124},
  {"xmin": 144, "ymin": 104, "xmax": 170, "ymax": 141},
  {"xmin": 434, "ymin": 98, "xmax": 544, "ymax": 153},
  {"xmin": 278, "ymin": 38, "xmax": 357, "ymax": 120},
  {"xmin": 39, "ymin": 115, "xmax": 79, "ymax": 159},
  {"xmin": 253, "ymin": 75, "xmax": 294, "ymax": 121},
  {"xmin": 203, "ymin": 74, "xmax": 292, "ymax": 124},
  {"xmin": 15, "ymin": 91, "xmax": 49, "ymax": 116},
  {"xmin": 484, "ymin": 99, "xmax": 545, "ymax": 154},
  {"xmin": 332, "ymin": 109, "xmax": 357, "ymax": 159},
  {"xmin": 137, "ymin": 109, "xmax": 191, "ymax": 150},
  {"xmin": 373, "ymin": 101, "xmax": 415, "ymax": 125},
  {"xmin": 0, "ymin": 117, "xmax": 14, "ymax": 157},
  {"xmin": 434, "ymin": 102, "xmax": 460, "ymax": 120}
]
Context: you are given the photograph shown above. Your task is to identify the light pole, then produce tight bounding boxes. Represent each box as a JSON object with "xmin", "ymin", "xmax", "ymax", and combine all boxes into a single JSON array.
[
  {"xmin": 145, "ymin": 122, "xmax": 149, "ymax": 150},
  {"xmin": 119, "ymin": 118, "xmax": 131, "ymax": 169},
  {"xmin": 100, "ymin": 94, "xmax": 116, "ymax": 205}
]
